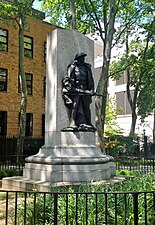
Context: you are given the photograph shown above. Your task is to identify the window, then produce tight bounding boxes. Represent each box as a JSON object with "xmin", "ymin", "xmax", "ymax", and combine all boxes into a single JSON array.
[
  {"xmin": 26, "ymin": 73, "xmax": 33, "ymax": 95},
  {"xmin": 0, "ymin": 28, "xmax": 8, "ymax": 52},
  {"xmin": 116, "ymin": 91, "xmax": 125, "ymax": 115},
  {"xmin": 116, "ymin": 90, "xmax": 134, "ymax": 115},
  {"xmin": 26, "ymin": 113, "xmax": 33, "ymax": 136},
  {"xmin": 0, "ymin": 68, "xmax": 7, "ymax": 91},
  {"xmin": 116, "ymin": 71, "xmax": 127, "ymax": 85},
  {"xmin": 18, "ymin": 73, "xmax": 33, "ymax": 95},
  {"xmin": 0, "ymin": 111, "xmax": 7, "ymax": 136},
  {"xmin": 19, "ymin": 113, "xmax": 33, "ymax": 136},
  {"xmin": 24, "ymin": 36, "xmax": 33, "ymax": 58},
  {"xmin": 44, "ymin": 42, "xmax": 46, "ymax": 62}
]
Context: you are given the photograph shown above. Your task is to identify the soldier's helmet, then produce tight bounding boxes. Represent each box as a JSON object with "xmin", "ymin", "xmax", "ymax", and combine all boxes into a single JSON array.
[{"xmin": 74, "ymin": 52, "xmax": 87, "ymax": 60}]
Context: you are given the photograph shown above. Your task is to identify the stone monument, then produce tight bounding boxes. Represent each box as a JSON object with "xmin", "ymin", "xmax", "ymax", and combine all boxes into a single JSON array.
[{"xmin": 2, "ymin": 29, "xmax": 115, "ymax": 191}]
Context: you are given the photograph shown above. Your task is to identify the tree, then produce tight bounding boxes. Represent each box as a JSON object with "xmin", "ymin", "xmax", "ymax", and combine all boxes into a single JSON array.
[
  {"xmin": 0, "ymin": 0, "xmax": 35, "ymax": 157},
  {"xmin": 40, "ymin": 0, "xmax": 118, "ymax": 152},
  {"xmin": 40, "ymin": 0, "xmax": 154, "ymax": 152},
  {"xmin": 104, "ymin": 97, "xmax": 121, "ymax": 137},
  {"xmin": 137, "ymin": 45, "xmax": 155, "ymax": 141},
  {"xmin": 110, "ymin": 5, "xmax": 155, "ymax": 138},
  {"xmin": 69, "ymin": 0, "xmax": 76, "ymax": 29}
]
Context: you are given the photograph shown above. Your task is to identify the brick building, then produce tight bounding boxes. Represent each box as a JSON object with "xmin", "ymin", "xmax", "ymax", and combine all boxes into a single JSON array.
[{"xmin": 0, "ymin": 13, "xmax": 56, "ymax": 137}]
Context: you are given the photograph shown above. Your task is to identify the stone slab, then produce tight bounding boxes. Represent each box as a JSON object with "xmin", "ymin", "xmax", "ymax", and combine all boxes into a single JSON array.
[
  {"xmin": 23, "ymin": 161, "xmax": 115, "ymax": 182},
  {"xmin": 2, "ymin": 175, "xmax": 127, "ymax": 192}
]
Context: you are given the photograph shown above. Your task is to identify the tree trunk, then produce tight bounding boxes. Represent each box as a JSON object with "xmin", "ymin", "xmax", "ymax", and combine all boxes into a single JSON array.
[
  {"xmin": 130, "ymin": 110, "xmax": 137, "ymax": 135},
  {"xmin": 127, "ymin": 79, "xmax": 138, "ymax": 136},
  {"xmin": 70, "ymin": 0, "xmax": 76, "ymax": 29},
  {"xmin": 96, "ymin": 66, "xmax": 109, "ymax": 153},
  {"xmin": 96, "ymin": 0, "xmax": 117, "ymax": 152},
  {"xmin": 17, "ymin": 14, "xmax": 27, "ymax": 160},
  {"xmin": 125, "ymin": 30, "xmax": 138, "ymax": 136}
]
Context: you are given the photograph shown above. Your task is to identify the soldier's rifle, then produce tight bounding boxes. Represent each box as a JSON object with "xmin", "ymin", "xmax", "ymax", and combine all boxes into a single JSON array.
[{"xmin": 62, "ymin": 89, "xmax": 104, "ymax": 97}]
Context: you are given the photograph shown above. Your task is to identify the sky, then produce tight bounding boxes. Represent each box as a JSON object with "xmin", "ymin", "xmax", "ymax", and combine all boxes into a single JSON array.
[{"xmin": 33, "ymin": 1, "xmax": 42, "ymax": 10}]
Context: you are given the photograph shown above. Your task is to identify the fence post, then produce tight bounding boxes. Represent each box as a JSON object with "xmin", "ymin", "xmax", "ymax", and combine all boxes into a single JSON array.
[
  {"xmin": 144, "ymin": 135, "xmax": 148, "ymax": 157},
  {"xmin": 54, "ymin": 193, "xmax": 58, "ymax": 225},
  {"xmin": 133, "ymin": 193, "xmax": 138, "ymax": 225}
]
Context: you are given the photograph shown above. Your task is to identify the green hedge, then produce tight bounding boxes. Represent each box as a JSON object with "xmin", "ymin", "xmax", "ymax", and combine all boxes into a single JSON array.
[{"xmin": 0, "ymin": 169, "xmax": 22, "ymax": 179}]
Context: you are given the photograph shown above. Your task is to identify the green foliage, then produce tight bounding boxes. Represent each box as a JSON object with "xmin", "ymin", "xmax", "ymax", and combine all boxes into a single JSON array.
[
  {"xmin": 105, "ymin": 97, "xmax": 121, "ymax": 136},
  {"xmin": 9, "ymin": 192, "xmax": 54, "ymax": 225},
  {"xmin": 109, "ymin": 1, "xmax": 155, "ymax": 136},
  {"xmin": 40, "ymin": 0, "xmax": 105, "ymax": 33},
  {"xmin": 116, "ymin": 170, "xmax": 142, "ymax": 176},
  {"xmin": 110, "ymin": 24, "xmax": 155, "ymax": 128},
  {"xmin": 137, "ymin": 45, "xmax": 155, "ymax": 119},
  {"xmin": 0, "ymin": 169, "xmax": 22, "ymax": 179},
  {"xmin": 9, "ymin": 173, "xmax": 155, "ymax": 224},
  {"xmin": 39, "ymin": 0, "xmax": 155, "ymax": 144},
  {"xmin": 104, "ymin": 134, "xmax": 137, "ymax": 156},
  {"xmin": 0, "ymin": 0, "xmax": 34, "ymax": 19}
]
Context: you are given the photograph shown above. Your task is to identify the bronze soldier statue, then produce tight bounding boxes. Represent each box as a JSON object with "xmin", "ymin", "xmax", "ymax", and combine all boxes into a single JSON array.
[{"xmin": 62, "ymin": 52, "xmax": 96, "ymax": 132}]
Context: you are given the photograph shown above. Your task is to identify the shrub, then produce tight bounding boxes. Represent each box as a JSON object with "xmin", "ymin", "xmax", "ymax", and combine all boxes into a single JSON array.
[
  {"xmin": 104, "ymin": 134, "xmax": 137, "ymax": 157},
  {"xmin": 10, "ymin": 173, "xmax": 155, "ymax": 225},
  {"xmin": 116, "ymin": 170, "xmax": 142, "ymax": 176},
  {"xmin": 0, "ymin": 169, "xmax": 22, "ymax": 179}
]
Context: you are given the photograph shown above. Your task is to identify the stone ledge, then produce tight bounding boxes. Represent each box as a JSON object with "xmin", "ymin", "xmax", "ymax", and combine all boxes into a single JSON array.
[{"xmin": 1, "ymin": 175, "xmax": 127, "ymax": 192}]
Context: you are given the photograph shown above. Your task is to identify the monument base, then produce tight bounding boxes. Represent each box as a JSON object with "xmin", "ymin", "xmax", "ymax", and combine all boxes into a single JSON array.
[
  {"xmin": 23, "ymin": 148, "xmax": 115, "ymax": 183},
  {"xmin": 2, "ymin": 175, "xmax": 127, "ymax": 192},
  {"xmin": 23, "ymin": 131, "xmax": 115, "ymax": 183},
  {"xmin": 2, "ymin": 132, "xmax": 115, "ymax": 191}
]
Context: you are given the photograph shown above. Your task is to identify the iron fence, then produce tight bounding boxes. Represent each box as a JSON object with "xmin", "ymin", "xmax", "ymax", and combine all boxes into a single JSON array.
[
  {"xmin": 0, "ymin": 136, "xmax": 43, "ymax": 157},
  {"xmin": 0, "ymin": 155, "xmax": 155, "ymax": 175},
  {"xmin": 0, "ymin": 136, "xmax": 43, "ymax": 172},
  {"xmin": 0, "ymin": 190, "xmax": 154, "ymax": 225},
  {"xmin": 115, "ymin": 156, "xmax": 155, "ymax": 173},
  {"xmin": 0, "ymin": 155, "xmax": 25, "ymax": 171}
]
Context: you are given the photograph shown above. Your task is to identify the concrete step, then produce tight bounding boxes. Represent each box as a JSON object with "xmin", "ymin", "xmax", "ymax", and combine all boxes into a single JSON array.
[{"xmin": 1, "ymin": 175, "xmax": 127, "ymax": 192}]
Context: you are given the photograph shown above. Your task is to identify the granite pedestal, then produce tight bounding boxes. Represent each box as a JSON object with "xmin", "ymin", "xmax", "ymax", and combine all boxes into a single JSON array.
[{"xmin": 23, "ymin": 132, "xmax": 115, "ymax": 183}]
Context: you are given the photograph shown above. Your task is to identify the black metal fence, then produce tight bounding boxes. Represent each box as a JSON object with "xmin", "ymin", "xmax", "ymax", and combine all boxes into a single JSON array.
[
  {"xmin": 0, "ymin": 136, "xmax": 43, "ymax": 177},
  {"xmin": 0, "ymin": 190, "xmax": 154, "ymax": 225},
  {"xmin": 0, "ymin": 155, "xmax": 155, "ymax": 175},
  {"xmin": 0, "ymin": 155, "xmax": 25, "ymax": 171},
  {"xmin": 0, "ymin": 136, "xmax": 17, "ymax": 156},
  {"xmin": 0, "ymin": 136, "xmax": 44, "ymax": 156},
  {"xmin": 115, "ymin": 156, "xmax": 155, "ymax": 173}
]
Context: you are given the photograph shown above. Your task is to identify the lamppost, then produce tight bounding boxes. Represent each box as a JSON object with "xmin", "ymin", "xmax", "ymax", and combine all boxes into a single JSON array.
[{"xmin": 143, "ymin": 129, "xmax": 148, "ymax": 157}]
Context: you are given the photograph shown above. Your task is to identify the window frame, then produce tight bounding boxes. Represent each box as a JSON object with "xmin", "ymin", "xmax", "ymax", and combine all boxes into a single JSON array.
[
  {"xmin": 116, "ymin": 71, "xmax": 127, "ymax": 86},
  {"xmin": 24, "ymin": 35, "xmax": 33, "ymax": 58},
  {"xmin": 0, "ymin": 28, "xmax": 8, "ymax": 52},
  {"xmin": 18, "ymin": 73, "xmax": 33, "ymax": 95},
  {"xmin": 0, "ymin": 68, "xmax": 7, "ymax": 92},
  {"xmin": 115, "ymin": 91, "xmax": 133, "ymax": 115},
  {"xmin": 116, "ymin": 91, "xmax": 125, "ymax": 115},
  {"xmin": 25, "ymin": 113, "xmax": 33, "ymax": 136},
  {"xmin": 0, "ymin": 111, "xmax": 7, "ymax": 136},
  {"xmin": 25, "ymin": 73, "xmax": 33, "ymax": 95}
]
